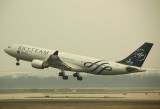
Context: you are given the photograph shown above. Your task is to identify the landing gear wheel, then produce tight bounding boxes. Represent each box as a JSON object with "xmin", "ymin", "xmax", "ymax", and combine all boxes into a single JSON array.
[
  {"xmin": 59, "ymin": 72, "xmax": 64, "ymax": 76},
  {"xmin": 73, "ymin": 73, "xmax": 78, "ymax": 77},
  {"xmin": 63, "ymin": 76, "xmax": 68, "ymax": 80},
  {"xmin": 16, "ymin": 62, "xmax": 20, "ymax": 66},
  {"xmin": 59, "ymin": 71, "xmax": 69, "ymax": 80},
  {"xmin": 77, "ymin": 76, "xmax": 83, "ymax": 81}
]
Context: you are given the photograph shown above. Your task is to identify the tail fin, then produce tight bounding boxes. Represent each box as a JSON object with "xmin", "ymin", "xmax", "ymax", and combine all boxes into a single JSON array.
[{"xmin": 117, "ymin": 42, "xmax": 153, "ymax": 67}]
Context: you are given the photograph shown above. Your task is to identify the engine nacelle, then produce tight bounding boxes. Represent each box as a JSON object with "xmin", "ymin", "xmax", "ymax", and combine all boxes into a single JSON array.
[{"xmin": 31, "ymin": 59, "xmax": 49, "ymax": 69}]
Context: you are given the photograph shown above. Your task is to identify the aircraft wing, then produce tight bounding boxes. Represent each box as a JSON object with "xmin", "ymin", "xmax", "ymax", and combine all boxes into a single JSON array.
[{"xmin": 46, "ymin": 51, "xmax": 72, "ymax": 70}]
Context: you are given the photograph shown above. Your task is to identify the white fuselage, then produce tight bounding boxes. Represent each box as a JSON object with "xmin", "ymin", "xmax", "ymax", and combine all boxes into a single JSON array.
[{"xmin": 4, "ymin": 44, "xmax": 145, "ymax": 75}]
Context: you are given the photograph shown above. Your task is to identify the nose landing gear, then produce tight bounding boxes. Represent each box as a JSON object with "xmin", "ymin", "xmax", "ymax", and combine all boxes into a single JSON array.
[{"xmin": 16, "ymin": 58, "xmax": 20, "ymax": 66}]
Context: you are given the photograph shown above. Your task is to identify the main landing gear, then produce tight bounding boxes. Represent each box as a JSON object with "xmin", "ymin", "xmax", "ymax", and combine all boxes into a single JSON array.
[
  {"xmin": 59, "ymin": 71, "xmax": 83, "ymax": 81},
  {"xmin": 16, "ymin": 58, "xmax": 20, "ymax": 66},
  {"xmin": 59, "ymin": 71, "xmax": 68, "ymax": 80},
  {"xmin": 73, "ymin": 72, "xmax": 83, "ymax": 81}
]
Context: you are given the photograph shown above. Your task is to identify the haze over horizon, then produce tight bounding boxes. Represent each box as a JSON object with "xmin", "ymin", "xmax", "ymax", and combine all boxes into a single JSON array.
[{"xmin": 0, "ymin": 70, "xmax": 160, "ymax": 89}]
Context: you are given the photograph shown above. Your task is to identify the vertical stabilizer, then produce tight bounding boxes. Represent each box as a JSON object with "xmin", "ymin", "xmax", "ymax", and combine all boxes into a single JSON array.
[{"xmin": 117, "ymin": 42, "xmax": 153, "ymax": 67}]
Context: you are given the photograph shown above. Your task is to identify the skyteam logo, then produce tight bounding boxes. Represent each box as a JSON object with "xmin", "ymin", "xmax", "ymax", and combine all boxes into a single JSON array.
[
  {"xmin": 84, "ymin": 60, "xmax": 112, "ymax": 74},
  {"xmin": 126, "ymin": 58, "xmax": 133, "ymax": 65},
  {"xmin": 134, "ymin": 49, "xmax": 146, "ymax": 61}
]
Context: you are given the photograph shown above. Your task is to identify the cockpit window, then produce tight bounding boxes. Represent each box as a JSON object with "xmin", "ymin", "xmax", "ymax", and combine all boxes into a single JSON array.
[{"xmin": 8, "ymin": 46, "xmax": 10, "ymax": 48}]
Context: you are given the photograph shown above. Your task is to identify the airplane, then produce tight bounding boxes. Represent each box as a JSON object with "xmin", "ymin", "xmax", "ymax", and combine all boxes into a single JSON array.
[{"xmin": 4, "ymin": 42, "xmax": 153, "ymax": 81}]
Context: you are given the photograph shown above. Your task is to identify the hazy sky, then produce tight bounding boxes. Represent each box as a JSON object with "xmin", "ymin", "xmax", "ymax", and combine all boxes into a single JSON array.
[{"xmin": 0, "ymin": 0, "xmax": 159, "ymax": 73}]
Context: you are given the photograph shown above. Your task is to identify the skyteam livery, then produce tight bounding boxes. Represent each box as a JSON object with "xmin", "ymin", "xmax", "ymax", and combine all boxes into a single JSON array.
[{"xmin": 4, "ymin": 42, "xmax": 153, "ymax": 81}]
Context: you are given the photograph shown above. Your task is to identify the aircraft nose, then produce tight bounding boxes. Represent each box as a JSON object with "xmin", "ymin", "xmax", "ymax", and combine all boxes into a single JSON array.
[
  {"xmin": 4, "ymin": 47, "xmax": 10, "ymax": 54},
  {"xmin": 4, "ymin": 48, "xmax": 8, "ymax": 53},
  {"xmin": 4, "ymin": 45, "xmax": 17, "ymax": 57}
]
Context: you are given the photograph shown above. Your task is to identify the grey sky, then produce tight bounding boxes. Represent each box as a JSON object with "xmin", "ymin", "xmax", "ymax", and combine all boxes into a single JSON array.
[{"xmin": 0, "ymin": 0, "xmax": 159, "ymax": 73}]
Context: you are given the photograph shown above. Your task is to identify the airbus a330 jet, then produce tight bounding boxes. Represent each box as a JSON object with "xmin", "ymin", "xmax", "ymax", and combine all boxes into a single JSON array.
[{"xmin": 4, "ymin": 42, "xmax": 153, "ymax": 81}]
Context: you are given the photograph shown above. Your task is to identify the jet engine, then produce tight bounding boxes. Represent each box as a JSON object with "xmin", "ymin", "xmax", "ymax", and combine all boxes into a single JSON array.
[{"xmin": 31, "ymin": 59, "xmax": 49, "ymax": 69}]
